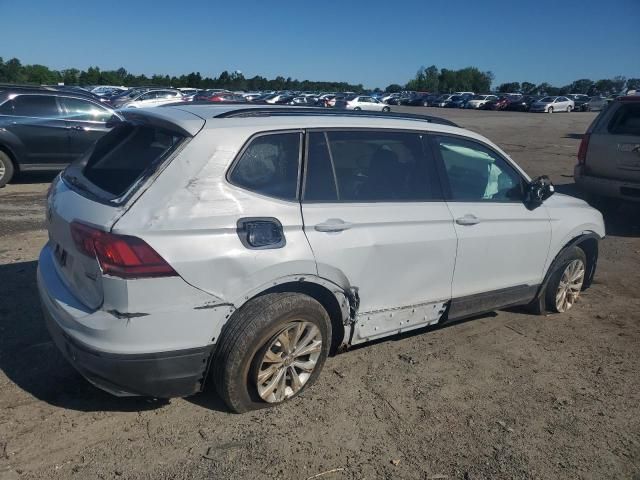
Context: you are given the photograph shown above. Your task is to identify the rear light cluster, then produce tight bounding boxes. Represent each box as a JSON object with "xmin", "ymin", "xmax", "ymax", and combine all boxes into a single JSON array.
[
  {"xmin": 70, "ymin": 222, "xmax": 177, "ymax": 279},
  {"xmin": 577, "ymin": 133, "xmax": 591, "ymax": 165}
]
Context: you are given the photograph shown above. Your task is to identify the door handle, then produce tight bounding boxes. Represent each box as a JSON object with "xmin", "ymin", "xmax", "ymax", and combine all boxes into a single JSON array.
[
  {"xmin": 314, "ymin": 219, "xmax": 353, "ymax": 232},
  {"xmin": 455, "ymin": 214, "xmax": 481, "ymax": 226}
]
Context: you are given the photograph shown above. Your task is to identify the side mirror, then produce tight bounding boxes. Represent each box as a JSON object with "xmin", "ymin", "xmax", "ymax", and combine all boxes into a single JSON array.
[{"xmin": 525, "ymin": 175, "xmax": 554, "ymax": 209}]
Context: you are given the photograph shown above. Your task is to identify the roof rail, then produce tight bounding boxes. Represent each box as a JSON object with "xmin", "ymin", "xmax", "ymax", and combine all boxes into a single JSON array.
[{"xmin": 213, "ymin": 107, "xmax": 459, "ymax": 127}]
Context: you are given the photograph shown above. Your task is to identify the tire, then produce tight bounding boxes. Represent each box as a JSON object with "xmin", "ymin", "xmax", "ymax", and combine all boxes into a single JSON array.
[
  {"xmin": 566, "ymin": 105, "xmax": 572, "ymax": 113},
  {"xmin": 0, "ymin": 150, "xmax": 15, "ymax": 188},
  {"xmin": 382, "ymin": 106, "xmax": 390, "ymax": 112},
  {"xmin": 544, "ymin": 246, "xmax": 587, "ymax": 313},
  {"xmin": 548, "ymin": 106, "xmax": 554, "ymax": 113},
  {"xmin": 353, "ymin": 107, "xmax": 361, "ymax": 111},
  {"xmin": 423, "ymin": 101, "xmax": 429, "ymax": 107},
  {"xmin": 212, "ymin": 293, "xmax": 331, "ymax": 413}
]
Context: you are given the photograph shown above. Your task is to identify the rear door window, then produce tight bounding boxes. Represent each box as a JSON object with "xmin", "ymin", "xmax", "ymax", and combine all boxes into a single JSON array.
[
  {"xmin": 228, "ymin": 132, "xmax": 301, "ymax": 201},
  {"xmin": 303, "ymin": 130, "xmax": 438, "ymax": 202},
  {"xmin": 59, "ymin": 97, "xmax": 113, "ymax": 122},
  {"xmin": 79, "ymin": 123, "xmax": 184, "ymax": 197},
  {"xmin": 4, "ymin": 95, "xmax": 60, "ymax": 117},
  {"xmin": 608, "ymin": 103, "xmax": 640, "ymax": 136}
]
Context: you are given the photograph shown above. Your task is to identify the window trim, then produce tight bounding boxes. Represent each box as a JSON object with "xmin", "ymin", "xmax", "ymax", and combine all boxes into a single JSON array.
[
  {"xmin": 607, "ymin": 103, "xmax": 640, "ymax": 136},
  {"xmin": 429, "ymin": 132, "xmax": 528, "ymax": 204},
  {"xmin": 225, "ymin": 129, "xmax": 304, "ymax": 203},
  {"xmin": 301, "ymin": 127, "xmax": 445, "ymax": 204}
]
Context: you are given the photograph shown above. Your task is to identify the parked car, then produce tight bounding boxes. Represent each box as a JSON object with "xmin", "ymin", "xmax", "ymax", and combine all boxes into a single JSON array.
[
  {"xmin": 0, "ymin": 88, "xmax": 121, "ymax": 186},
  {"xmin": 504, "ymin": 96, "xmax": 540, "ymax": 112},
  {"xmin": 194, "ymin": 91, "xmax": 247, "ymax": 103},
  {"xmin": 575, "ymin": 96, "xmax": 640, "ymax": 208},
  {"xmin": 289, "ymin": 96, "xmax": 319, "ymax": 106},
  {"xmin": 345, "ymin": 95, "xmax": 391, "ymax": 112},
  {"xmin": 444, "ymin": 95, "xmax": 466, "ymax": 108},
  {"xmin": 567, "ymin": 94, "xmax": 591, "ymax": 112},
  {"xmin": 433, "ymin": 94, "xmax": 455, "ymax": 107},
  {"xmin": 465, "ymin": 95, "xmax": 498, "ymax": 109},
  {"xmin": 530, "ymin": 96, "xmax": 575, "ymax": 113},
  {"xmin": 586, "ymin": 96, "xmax": 608, "ymax": 112},
  {"xmin": 108, "ymin": 88, "xmax": 152, "ymax": 107},
  {"xmin": 120, "ymin": 89, "xmax": 184, "ymax": 108},
  {"xmin": 38, "ymin": 105, "xmax": 603, "ymax": 413},
  {"xmin": 482, "ymin": 96, "xmax": 511, "ymax": 111}
]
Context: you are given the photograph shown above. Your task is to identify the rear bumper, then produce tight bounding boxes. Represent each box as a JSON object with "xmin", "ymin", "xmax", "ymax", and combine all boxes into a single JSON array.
[
  {"xmin": 574, "ymin": 165, "xmax": 640, "ymax": 202},
  {"xmin": 42, "ymin": 304, "xmax": 213, "ymax": 397},
  {"xmin": 37, "ymin": 244, "xmax": 218, "ymax": 398}
]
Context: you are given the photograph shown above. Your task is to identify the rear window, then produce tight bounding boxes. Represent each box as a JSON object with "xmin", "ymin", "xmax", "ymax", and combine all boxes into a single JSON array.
[
  {"xmin": 608, "ymin": 103, "xmax": 640, "ymax": 136},
  {"xmin": 80, "ymin": 123, "xmax": 184, "ymax": 197}
]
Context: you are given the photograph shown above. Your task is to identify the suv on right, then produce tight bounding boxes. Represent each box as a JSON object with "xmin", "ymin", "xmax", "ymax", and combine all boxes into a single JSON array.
[{"xmin": 575, "ymin": 96, "xmax": 640, "ymax": 207}]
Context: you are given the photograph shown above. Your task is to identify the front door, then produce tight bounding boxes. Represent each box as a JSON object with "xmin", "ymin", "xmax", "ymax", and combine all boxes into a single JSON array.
[
  {"xmin": 4, "ymin": 94, "xmax": 69, "ymax": 167},
  {"xmin": 431, "ymin": 134, "xmax": 552, "ymax": 320},
  {"xmin": 301, "ymin": 129, "xmax": 458, "ymax": 343}
]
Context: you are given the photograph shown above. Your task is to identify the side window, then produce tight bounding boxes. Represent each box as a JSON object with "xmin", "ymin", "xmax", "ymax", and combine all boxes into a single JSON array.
[
  {"xmin": 60, "ymin": 97, "xmax": 112, "ymax": 122},
  {"xmin": 138, "ymin": 92, "xmax": 157, "ymax": 101},
  {"xmin": 304, "ymin": 130, "xmax": 435, "ymax": 202},
  {"xmin": 608, "ymin": 103, "xmax": 640, "ymax": 136},
  {"xmin": 9, "ymin": 95, "xmax": 59, "ymax": 117},
  {"xmin": 436, "ymin": 136, "xmax": 523, "ymax": 202},
  {"xmin": 229, "ymin": 132, "xmax": 301, "ymax": 201}
]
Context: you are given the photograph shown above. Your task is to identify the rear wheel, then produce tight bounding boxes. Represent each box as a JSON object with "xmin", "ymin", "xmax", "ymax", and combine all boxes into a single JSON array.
[
  {"xmin": 213, "ymin": 293, "xmax": 331, "ymax": 413},
  {"xmin": 353, "ymin": 107, "xmax": 361, "ymax": 111},
  {"xmin": 548, "ymin": 106, "xmax": 554, "ymax": 113},
  {"xmin": 0, "ymin": 151, "xmax": 15, "ymax": 188},
  {"xmin": 567, "ymin": 105, "xmax": 572, "ymax": 113},
  {"xmin": 382, "ymin": 106, "xmax": 391, "ymax": 112}
]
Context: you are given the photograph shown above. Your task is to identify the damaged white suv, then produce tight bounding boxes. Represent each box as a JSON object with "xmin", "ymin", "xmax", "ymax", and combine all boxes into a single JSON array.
[{"xmin": 38, "ymin": 105, "xmax": 605, "ymax": 412}]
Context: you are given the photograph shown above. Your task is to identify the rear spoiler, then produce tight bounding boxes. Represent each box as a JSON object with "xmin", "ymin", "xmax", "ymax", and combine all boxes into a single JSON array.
[{"xmin": 118, "ymin": 107, "xmax": 206, "ymax": 137}]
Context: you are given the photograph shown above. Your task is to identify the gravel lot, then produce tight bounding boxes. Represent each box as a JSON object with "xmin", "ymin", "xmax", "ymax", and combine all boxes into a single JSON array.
[{"xmin": 1, "ymin": 107, "xmax": 638, "ymax": 480}]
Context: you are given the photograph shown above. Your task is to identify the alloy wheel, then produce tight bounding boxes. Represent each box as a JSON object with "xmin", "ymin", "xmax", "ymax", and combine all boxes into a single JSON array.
[
  {"xmin": 555, "ymin": 259, "xmax": 585, "ymax": 312},
  {"xmin": 256, "ymin": 321, "xmax": 323, "ymax": 403}
]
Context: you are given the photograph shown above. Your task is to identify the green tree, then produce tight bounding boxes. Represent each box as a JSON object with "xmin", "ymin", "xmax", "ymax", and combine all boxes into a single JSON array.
[
  {"xmin": 385, "ymin": 83, "xmax": 403, "ymax": 93},
  {"xmin": 569, "ymin": 78, "xmax": 593, "ymax": 94},
  {"xmin": 521, "ymin": 82, "xmax": 536, "ymax": 94},
  {"xmin": 497, "ymin": 82, "xmax": 521, "ymax": 93}
]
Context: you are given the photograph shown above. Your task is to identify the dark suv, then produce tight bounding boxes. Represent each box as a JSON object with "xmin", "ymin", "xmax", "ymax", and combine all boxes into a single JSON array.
[{"xmin": 0, "ymin": 88, "xmax": 121, "ymax": 186}]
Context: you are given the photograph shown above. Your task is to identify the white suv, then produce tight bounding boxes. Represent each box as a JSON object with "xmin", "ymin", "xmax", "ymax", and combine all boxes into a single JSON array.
[{"xmin": 38, "ymin": 106, "xmax": 605, "ymax": 412}]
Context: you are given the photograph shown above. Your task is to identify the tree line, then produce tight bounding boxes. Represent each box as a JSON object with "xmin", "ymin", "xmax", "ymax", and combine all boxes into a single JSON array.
[
  {"xmin": 1, "ymin": 57, "xmax": 637, "ymax": 95},
  {"xmin": 397, "ymin": 64, "xmax": 640, "ymax": 96},
  {"xmin": 0, "ymin": 57, "xmax": 364, "ymax": 92}
]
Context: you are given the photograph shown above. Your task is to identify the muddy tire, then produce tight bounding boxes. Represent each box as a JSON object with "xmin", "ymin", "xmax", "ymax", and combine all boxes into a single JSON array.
[
  {"xmin": 212, "ymin": 293, "xmax": 331, "ymax": 413},
  {"xmin": 0, "ymin": 151, "xmax": 15, "ymax": 188}
]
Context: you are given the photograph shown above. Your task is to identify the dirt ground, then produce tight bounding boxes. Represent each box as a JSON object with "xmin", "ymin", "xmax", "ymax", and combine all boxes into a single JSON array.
[{"xmin": 1, "ymin": 107, "xmax": 638, "ymax": 480}]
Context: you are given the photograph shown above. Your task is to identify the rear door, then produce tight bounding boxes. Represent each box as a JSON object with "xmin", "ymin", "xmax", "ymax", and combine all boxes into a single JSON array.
[
  {"xmin": 301, "ymin": 129, "xmax": 457, "ymax": 342},
  {"xmin": 1, "ymin": 94, "xmax": 69, "ymax": 167},
  {"xmin": 587, "ymin": 101, "xmax": 640, "ymax": 184},
  {"xmin": 59, "ymin": 96, "xmax": 116, "ymax": 161},
  {"xmin": 431, "ymin": 134, "xmax": 551, "ymax": 319}
]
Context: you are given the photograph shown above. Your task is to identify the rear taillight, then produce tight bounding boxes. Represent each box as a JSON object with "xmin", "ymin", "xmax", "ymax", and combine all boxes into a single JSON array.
[
  {"xmin": 70, "ymin": 222, "xmax": 177, "ymax": 279},
  {"xmin": 577, "ymin": 133, "xmax": 591, "ymax": 165}
]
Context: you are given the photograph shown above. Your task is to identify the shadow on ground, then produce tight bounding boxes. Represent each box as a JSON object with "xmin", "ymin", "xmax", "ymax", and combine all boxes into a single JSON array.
[{"xmin": 10, "ymin": 171, "xmax": 59, "ymax": 185}]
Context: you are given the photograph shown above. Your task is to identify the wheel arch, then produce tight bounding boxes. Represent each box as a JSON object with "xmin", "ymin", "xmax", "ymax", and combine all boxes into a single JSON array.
[
  {"xmin": 0, "ymin": 143, "xmax": 19, "ymax": 173},
  {"xmin": 539, "ymin": 232, "xmax": 600, "ymax": 297},
  {"xmin": 229, "ymin": 275, "xmax": 355, "ymax": 354}
]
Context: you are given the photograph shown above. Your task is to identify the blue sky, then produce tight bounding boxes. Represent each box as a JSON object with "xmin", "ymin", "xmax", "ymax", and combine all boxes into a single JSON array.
[{"xmin": 0, "ymin": 0, "xmax": 638, "ymax": 89}]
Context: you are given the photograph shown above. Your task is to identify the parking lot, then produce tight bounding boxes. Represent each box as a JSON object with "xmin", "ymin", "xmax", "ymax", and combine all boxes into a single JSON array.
[{"xmin": 1, "ymin": 107, "xmax": 638, "ymax": 480}]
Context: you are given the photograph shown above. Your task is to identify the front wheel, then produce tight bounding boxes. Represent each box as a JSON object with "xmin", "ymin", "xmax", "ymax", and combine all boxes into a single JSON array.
[
  {"xmin": 353, "ymin": 107, "xmax": 361, "ymax": 111},
  {"xmin": 566, "ymin": 105, "xmax": 572, "ymax": 113},
  {"xmin": 545, "ymin": 247, "xmax": 587, "ymax": 313},
  {"xmin": 548, "ymin": 106, "xmax": 554, "ymax": 113},
  {"xmin": 0, "ymin": 151, "xmax": 15, "ymax": 188},
  {"xmin": 213, "ymin": 293, "xmax": 331, "ymax": 413},
  {"xmin": 382, "ymin": 106, "xmax": 390, "ymax": 112}
]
